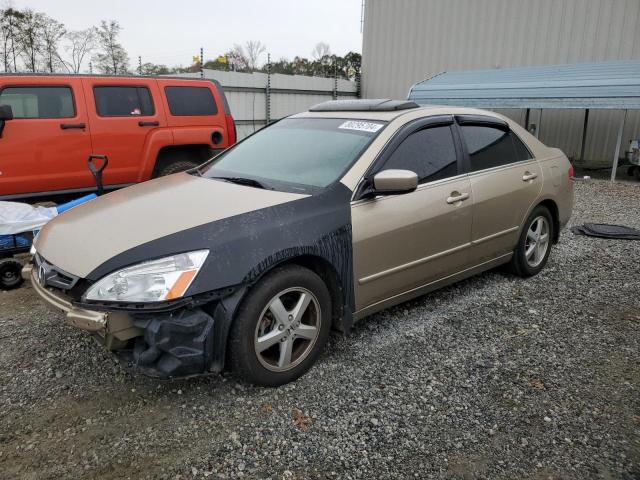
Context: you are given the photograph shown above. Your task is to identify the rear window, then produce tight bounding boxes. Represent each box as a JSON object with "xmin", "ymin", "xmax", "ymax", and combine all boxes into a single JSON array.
[
  {"xmin": 165, "ymin": 86, "xmax": 217, "ymax": 116},
  {"xmin": 93, "ymin": 86, "xmax": 154, "ymax": 116},
  {"xmin": 0, "ymin": 86, "xmax": 75, "ymax": 118},
  {"xmin": 461, "ymin": 125, "xmax": 531, "ymax": 172}
]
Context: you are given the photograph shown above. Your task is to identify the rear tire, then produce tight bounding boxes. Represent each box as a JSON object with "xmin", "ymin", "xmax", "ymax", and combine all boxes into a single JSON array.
[
  {"xmin": 157, "ymin": 160, "xmax": 199, "ymax": 177},
  {"xmin": 228, "ymin": 265, "xmax": 332, "ymax": 386},
  {"xmin": 0, "ymin": 258, "xmax": 24, "ymax": 290},
  {"xmin": 508, "ymin": 205, "xmax": 554, "ymax": 278}
]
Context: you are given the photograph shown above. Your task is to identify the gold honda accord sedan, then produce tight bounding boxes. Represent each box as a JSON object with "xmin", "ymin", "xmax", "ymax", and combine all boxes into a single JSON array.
[{"xmin": 27, "ymin": 99, "xmax": 573, "ymax": 386}]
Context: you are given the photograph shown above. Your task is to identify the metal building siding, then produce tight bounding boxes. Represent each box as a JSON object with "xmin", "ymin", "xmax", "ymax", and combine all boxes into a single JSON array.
[{"xmin": 362, "ymin": 0, "xmax": 640, "ymax": 164}]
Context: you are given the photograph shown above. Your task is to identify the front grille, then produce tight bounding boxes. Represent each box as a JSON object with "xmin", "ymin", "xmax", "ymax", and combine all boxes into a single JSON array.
[{"xmin": 33, "ymin": 253, "xmax": 80, "ymax": 290}]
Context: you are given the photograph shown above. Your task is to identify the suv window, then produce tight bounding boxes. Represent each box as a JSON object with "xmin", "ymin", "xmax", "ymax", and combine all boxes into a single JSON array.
[
  {"xmin": 93, "ymin": 86, "xmax": 154, "ymax": 116},
  {"xmin": 165, "ymin": 86, "xmax": 217, "ymax": 116},
  {"xmin": 0, "ymin": 86, "xmax": 74, "ymax": 118},
  {"xmin": 461, "ymin": 125, "xmax": 531, "ymax": 172},
  {"xmin": 383, "ymin": 126, "xmax": 458, "ymax": 184}
]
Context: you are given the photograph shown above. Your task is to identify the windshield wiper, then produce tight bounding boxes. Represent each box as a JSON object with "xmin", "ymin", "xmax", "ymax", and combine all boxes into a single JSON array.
[{"xmin": 212, "ymin": 176, "xmax": 269, "ymax": 190}]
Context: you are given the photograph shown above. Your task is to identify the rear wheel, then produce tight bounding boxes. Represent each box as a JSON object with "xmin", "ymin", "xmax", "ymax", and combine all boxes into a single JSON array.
[
  {"xmin": 508, "ymin": 206, "xmax": 554, "ymax": 277},
  {"xmin": 228, "ymin": 265, "xmax": 331, "ymax": 386},
  {"xmin": 0, "ymin": 258, "xmax": 24, "ymax": 290},
  {"xmin": 157, "ymin": 160, "xmax": 199, "ymax": 177}
]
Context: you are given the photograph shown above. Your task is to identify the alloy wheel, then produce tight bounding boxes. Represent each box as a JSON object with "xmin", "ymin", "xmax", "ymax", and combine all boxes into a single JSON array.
[
  {"xmin": 253, "ymin": 287, "xmax": 321, "ymax": 372},
  {"xmin": 525, "ymin": 216, "xmax": 550, "ymax": 268}
]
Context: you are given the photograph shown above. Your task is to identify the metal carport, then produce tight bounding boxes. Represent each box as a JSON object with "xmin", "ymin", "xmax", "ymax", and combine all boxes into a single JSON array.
[{"xmin": 407, "ymin": 60, "xmax": 640, "ymax": 181}]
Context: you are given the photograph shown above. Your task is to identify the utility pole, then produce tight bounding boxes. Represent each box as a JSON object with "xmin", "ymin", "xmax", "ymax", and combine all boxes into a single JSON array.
[
  {"xmin": 200, "ymin": 47, "xmax": 204, "ymax": 78},
  {"xmin": 138, "ymin": 56, "xmax": 142, "ymax": 75},
  {"xmin": 89, "ymin": 61, "xmax": 93, "ymax": 74}
]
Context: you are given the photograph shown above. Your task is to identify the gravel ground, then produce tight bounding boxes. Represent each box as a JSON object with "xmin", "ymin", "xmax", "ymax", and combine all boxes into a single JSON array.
[{"xmin": 1, "ymin": 179, "xmax": 639, "ymax": 480}]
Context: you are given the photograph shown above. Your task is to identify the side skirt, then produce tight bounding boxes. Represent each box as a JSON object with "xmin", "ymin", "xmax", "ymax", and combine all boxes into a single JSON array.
[{"xmin": 353, "ymin": 253, "xmax": 513, "ymax": 321}]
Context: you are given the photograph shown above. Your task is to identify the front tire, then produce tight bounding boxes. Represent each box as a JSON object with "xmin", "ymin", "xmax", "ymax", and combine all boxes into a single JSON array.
[
  {"xmin": 228, "ymin": 265, "xmax": 332, "ymax": 386},
  {"xmin": 509, "ymin": 206, "xmax": 554, "ymax": 278}
]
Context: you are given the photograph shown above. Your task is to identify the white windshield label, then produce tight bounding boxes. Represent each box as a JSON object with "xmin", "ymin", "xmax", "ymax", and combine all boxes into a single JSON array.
[{"xmin": 338, "ymin": 120, "xmax": 384, "ymax": 133}]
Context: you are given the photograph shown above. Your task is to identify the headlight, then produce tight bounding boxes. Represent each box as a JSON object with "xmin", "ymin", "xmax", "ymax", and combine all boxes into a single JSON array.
[{"xmin": 83, "ymin": 250, "xmax": 209, "ymax": 303}]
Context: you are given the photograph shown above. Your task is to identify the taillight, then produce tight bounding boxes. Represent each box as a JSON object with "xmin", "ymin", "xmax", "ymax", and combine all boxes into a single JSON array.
[
  {"xmin": 225, "ymin": 114, "xmax": 236, "ymax": 145},
  {"xmin": 568, "ymin": 165, "xmax": 574, "ymax": 186}
]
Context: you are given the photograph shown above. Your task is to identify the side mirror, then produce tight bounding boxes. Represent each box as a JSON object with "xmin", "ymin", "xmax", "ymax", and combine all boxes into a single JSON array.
[
  {"xmin": 0, "ymin": 105, "xmax": 13, "ymax": 139},
  {"xmin": 0, "ymin": 105, "xmax": 13, "ymax": 121},
  {"xmin": 372, "ymin": 169, "xmax": 418, "ymax": 195}
]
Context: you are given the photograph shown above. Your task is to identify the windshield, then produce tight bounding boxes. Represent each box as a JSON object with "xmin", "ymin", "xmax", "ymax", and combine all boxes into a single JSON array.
[{"xmin": 196, "ymin": 117, "xmax": 386, "ymax": 193}]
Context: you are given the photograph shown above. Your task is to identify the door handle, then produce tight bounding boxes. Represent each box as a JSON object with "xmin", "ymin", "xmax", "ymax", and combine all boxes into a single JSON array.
[
  {"xmin": 446, "ymin": 192, "xmax": 470, "ymax": 204},
  {"xmin": 138, "ymin": 121, "xmax": 159, "ymax": 127},
  {"xmin": 60, "ymin": 123, "xmax": 86, "ymax": 129},
  {"xmin": 522, "ymin": 171, "xmax": 538, "ymax": 181}
]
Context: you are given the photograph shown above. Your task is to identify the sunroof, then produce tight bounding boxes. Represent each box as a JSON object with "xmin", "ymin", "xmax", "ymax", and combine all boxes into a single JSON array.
[{"xmin": 309, "ymin": 99, "xmax": 419, "ymax": 112}]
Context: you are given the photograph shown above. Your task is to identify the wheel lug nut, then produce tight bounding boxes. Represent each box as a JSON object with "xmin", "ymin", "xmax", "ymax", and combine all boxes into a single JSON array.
[{"xmin": 278, "ymin": 325, "xmax": 284, "ymax": 331}]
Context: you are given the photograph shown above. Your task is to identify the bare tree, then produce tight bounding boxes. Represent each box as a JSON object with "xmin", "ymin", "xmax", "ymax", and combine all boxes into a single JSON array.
[
  {"xmin": 0, "ymin": 7, "xmax": 24, "ymax": 72},
  {"xmin": 41, "ymin": 15, "xmax": 65, "ymax": 72},
  {"xmin": 311, "ymin": 42, "xmax": 331, "ymax": 61},
  {"xmin": 17, "ymin": 9, "xmax": 44, "ymax": 72},
  {"xmin": 229, "ymin": 44, "xmax": 248, "ymax": 71},
  {"xmin": 244, "ymin": 40, "xmax": 266, "ymax": 71},
  {"xmin": 93, "ymin": 20, "xmax": 129, "ymax": 74},
  {"xmin": 63, "ymin": 28, "xmax": 96, "ymax": 73}
]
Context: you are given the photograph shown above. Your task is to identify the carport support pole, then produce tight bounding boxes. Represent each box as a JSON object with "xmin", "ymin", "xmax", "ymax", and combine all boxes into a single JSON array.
[
  {"xmin": 579, "ymin": 109, "xmax": 589, "ymax": 163},
  {"xmin": 610, "ymin": 109, "xmax": 627, "ymax": 182}
]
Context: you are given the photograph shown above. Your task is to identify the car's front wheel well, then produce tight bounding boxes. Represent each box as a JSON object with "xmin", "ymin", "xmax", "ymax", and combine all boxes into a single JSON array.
[
  {"xmin": 537, "ymin": 199, "xmax": 560, "ymax": 243},
  {"xmin": 252, "ymin": 255, "xmax": 346, "ymax": 332}
]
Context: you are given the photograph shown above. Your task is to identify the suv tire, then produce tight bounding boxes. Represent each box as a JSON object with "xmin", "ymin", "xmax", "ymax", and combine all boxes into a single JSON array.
[
  {"xmin": 157, "ymin": 160, "xmax": 199, "ymax": 177},
  {"xmin": 228, "ymin": 265, "xmax": 332, "ymax": 386}
]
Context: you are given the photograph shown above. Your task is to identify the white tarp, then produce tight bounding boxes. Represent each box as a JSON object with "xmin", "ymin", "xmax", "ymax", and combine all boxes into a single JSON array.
[{"xmin": 0, "ymin": 201, "xmax": 57, "ymax": 235}]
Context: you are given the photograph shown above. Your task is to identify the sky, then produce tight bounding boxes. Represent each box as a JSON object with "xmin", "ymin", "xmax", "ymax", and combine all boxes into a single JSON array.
[{"xmin": 9, "ymin": 0, "xmax": 364, "ymax": 67}]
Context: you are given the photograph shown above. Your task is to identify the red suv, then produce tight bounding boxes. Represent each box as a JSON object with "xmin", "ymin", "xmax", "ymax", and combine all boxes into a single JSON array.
[{"xmin": 0, "ymin": 74, "xmax": 236, "ymax": 200}]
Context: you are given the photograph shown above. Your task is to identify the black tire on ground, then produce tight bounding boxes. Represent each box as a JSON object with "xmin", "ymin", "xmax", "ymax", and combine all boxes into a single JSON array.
[
  {"xmin": 627, "ymin": 166, "xmax": 637, "ymax": 177},
  {"xmin": 508, "ymin": 205, "xmax": 554, "ymax": 278},
  {"xmin": 0, "ymin": 258, "xmax": 24, "ymax": 290},
  {"xmin": 227, "ymin": 264, "xmax": 332, "ymax": 387},
  {"xmin": 157, "ymin": 160, "xmax": 200, "ymax": 177},
  {"xmin": 634, "ymin": 167, "xmax": 640, "ymax": 181}
]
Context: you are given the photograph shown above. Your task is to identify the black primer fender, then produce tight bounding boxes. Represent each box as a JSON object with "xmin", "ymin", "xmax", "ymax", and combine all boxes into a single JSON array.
[{"xmin": 86, "ymin": 181, "xmax": 355, "ymax": 372}]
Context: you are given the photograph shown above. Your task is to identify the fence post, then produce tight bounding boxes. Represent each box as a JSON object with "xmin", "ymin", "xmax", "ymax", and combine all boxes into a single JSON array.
[
  {"xmin": 138, "ymin": 56, "xmax": 142, "ymax": 75},
  {"xmin": 266, "ymin": 53, "xmax": 271, "ymax": 125},
  {"xmin": 200, "ymin": 47, "xmax": 204, "ymax": 78}
]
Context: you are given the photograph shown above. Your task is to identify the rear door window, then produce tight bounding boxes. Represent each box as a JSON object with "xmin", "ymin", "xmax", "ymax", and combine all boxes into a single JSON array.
[
  {"xmin": 0, "ymin": 86, "xmax": 75, "ymax": 118},
  {"xmin": 461, "ymin": 125, "xmax": 531, "ymax": 172},
  {"xmin": 165, "ymin": 86, "xmax": 217, "ymax": 116},
  {"xmin": 383, "ymin": 126, "xmax": 459, "ymax": 184},
  {"xmin": 93, "ymin": 86, "xmax": 154, "ymax": 116}
]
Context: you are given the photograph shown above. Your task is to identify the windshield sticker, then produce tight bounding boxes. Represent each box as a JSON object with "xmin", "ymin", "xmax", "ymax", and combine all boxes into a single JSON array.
[{"xmin": 338, "ymin": 121, "xmax": 384, "ymax": 133}]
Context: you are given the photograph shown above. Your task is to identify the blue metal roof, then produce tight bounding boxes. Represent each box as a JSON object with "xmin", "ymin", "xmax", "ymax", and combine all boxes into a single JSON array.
[{"xmin": 408, "ymin": 60, "xmax": 640, "ymax": 109}]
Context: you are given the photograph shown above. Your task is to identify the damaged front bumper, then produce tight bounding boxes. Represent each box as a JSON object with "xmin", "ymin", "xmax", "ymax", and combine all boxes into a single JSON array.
[{"xmin": 23, "ymin": 263, "xmax": 221, "ymax": 378}]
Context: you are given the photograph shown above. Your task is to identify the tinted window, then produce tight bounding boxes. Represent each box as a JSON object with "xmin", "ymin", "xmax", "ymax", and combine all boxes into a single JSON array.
[
  {"xmin": 462, "ymin": 126, "xmax": 531, "ymax": 172},
  {"xmin": 0, "ymin": 86, "xmax": 74, "ymax": 118},
  {"xmin": 165, "ymin": 86, "xmax": 217, "ymax": 116},
  {"xmin": 94, "ymin": 86, "xmax": 154, "ymax": 116},
  {"xmin": 198, "ymin": 118, "xmax": 384, "ymax": 191},
  {"xmin": 512, "ymin": 132, "xmax": 533, "ymax": 161},
  {"xmin": 384, "ymin": 126, "xmax": 458, "ymax": 184}
]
